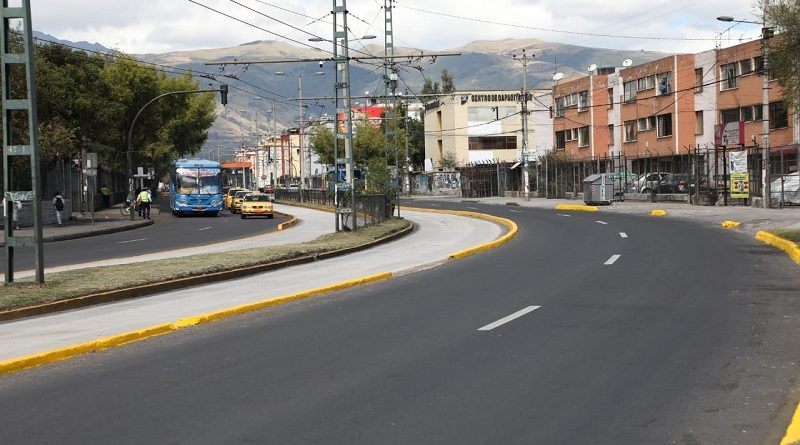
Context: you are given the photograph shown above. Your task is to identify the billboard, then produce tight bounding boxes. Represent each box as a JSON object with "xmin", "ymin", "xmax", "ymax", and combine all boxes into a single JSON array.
[
  {"xmin": 715, "ymin": 121, "xmax": 745, "ymax": 146},
  {"xmin": 729, "ymin": 150, "xmax": 750, "ymax": 199}
]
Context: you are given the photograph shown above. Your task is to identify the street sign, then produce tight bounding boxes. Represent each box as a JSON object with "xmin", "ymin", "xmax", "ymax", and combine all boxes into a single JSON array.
[
  {"xmin": 84, "ymin": 168, "xmax": 97, "ymax": 176},
  {"xmin": 83, "ymin": 152, "xmax": 97, "ymax": 169}
]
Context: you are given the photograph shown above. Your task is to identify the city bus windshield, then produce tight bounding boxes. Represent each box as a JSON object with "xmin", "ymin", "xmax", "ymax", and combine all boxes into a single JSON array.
[{"xmin": 175, "ymin": 168, "xmax": 221, "ymax": 195}]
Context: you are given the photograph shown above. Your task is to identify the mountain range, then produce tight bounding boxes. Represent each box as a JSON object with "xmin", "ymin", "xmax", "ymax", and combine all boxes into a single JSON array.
[{"xmin": 35, "ymin": 33, "xmax": 668, "ymax": 157}]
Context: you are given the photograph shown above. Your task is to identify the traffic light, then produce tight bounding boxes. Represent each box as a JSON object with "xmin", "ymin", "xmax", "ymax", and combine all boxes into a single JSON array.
[{"xmin": 219, "ymin": 84, "xmax": 228, "ymax": 106}]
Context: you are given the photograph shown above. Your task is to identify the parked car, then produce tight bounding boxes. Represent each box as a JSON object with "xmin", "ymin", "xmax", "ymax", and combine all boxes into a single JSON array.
[
  {"xmin": 636, "ymin": 172, "xmax": 672, "ymax": 194},
  {"xmin": 230, "ymin": 190, "xmax": 250, "ymax": 214},
  {"xmin": 240, "ymin": 193, "xmax": 274, "ymax": 219},
  {"xmin": 224, "ymin": 187, "xmax": 244, "ymax": 209}
]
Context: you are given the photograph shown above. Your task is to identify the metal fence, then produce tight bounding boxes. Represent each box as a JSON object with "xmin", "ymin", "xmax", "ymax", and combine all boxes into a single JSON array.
[{"xmin": 275, "ymin": 189, "xmax": 390, "ymax": 227}]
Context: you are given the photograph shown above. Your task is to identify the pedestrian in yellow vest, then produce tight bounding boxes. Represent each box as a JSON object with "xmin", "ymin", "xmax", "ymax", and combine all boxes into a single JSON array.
[{"xmin": 136, "ymin": 188, "xmax": 152, "ymax": 220}]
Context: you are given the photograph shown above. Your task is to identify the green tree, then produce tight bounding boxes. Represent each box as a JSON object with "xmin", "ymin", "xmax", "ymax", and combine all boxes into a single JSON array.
[
  {"xmin": 420, "ymin": 77, "xmax": 440, "ymax": 103},
  {"xmin": 309, "ymin": 124, "xmax": 335, "ymax": 166},
  {"xmin": 353, "ymin": 118, "xmax": 385, "ymax": 163},
  {"xmin": 763, "ymin": 0, "xmax": 800, "ymax": 112},
  {"xmin": 440, "ymin": 151, "xmax": 460, "ymax": 170},
  {"xmin": 441, "ymin": 69, "xmax": 456, "ymax": 93}
]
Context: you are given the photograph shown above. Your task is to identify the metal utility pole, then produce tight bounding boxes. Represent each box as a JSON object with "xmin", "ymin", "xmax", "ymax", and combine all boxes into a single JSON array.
[
  {"xmin": 513, "ymin": 49, "xmax": 534, "ymax": 200},
  {"xmin": 384, "ymin": 0, "xmax": 400, "ymax": 216},
  {"xmin": 2, "ymin": 0, "xmax": 44, "ymax": 283},
  {"xmin": 761, "ymin": 6, "xmax": 772, "ymax": 208},
  {"xmin": 333, "ymin": 0, "xmax": 357, "ymax": 231}
]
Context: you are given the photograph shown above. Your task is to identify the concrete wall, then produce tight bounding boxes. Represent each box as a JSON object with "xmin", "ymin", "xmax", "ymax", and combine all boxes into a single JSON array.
[
  {"xmin": 411, "ymin": 172, "xmax": 462, "ymax": 196},
  {"xmin": 2, "ymin": 199, "xmax": 73, "ymax": 228}
]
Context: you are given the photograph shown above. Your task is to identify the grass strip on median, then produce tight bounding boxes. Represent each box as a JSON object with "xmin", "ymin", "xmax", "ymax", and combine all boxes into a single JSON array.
[{"xmin": 0, "ymin": 219, "xmax": 410, "ymax": 313}]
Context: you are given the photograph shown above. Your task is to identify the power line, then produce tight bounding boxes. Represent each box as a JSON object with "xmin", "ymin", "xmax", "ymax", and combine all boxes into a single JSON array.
[{"xmin": 393, "ymin": 1, "xmax": 743, "ymax": 41}]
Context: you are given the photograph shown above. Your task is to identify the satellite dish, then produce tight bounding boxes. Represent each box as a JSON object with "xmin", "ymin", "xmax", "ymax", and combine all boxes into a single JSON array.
[
  {"xmin": 553, "ymin": 72, "xmax": 564, "ymax": 81},
  {"xmin": 587, "ymin": 64, "xmax": 597, "ymax": 72},
  {"xmin": 622, "ymin": 59, "xmax": 633, "ymax": 67}
]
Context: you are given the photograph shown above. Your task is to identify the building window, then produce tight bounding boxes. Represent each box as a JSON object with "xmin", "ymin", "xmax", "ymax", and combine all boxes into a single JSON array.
[
  {"xmin": 578, "ymin": 91, "xmax": 589, "ymax": 111},
  {"xmin": 468, "ymin": 106, "xmax": 515, "ymax": 121},
  {"xmin": 770, "ymin": 101, "xmax": 788, "ymax": 129},
  {"xmin": 740, "ymin": 106, "xmax": 753, "ymax": 122},
  {"xmin": 624, "ymin": 81, "xmax": 637, "ymax": 103},
  {"xmin": 607, "ymin": 88, "xmax": 613, "ymax": 109},
  {"xmin": 555, "ymin": 131, "xmax": 566, "ymax": 150},
  {"xmin": 739, "ymin": 59, "xmax": 753, "ymax": 76},
  {"xmin": 656, "ymin": 72, "xmax": 672, "ymax": 95},
  {"xmin": 646, "ymin": 75, "xmax": 656, "ymax": 89},
  {"xmin": 578, "ymin": 126, "xmax": 590, "ymax": 147},
  {"xmin": 637, "ymin": 77, "xmax": 648, "ymax": 91},
  {"xmin": 695, "ymin": 68, "xmax": 703, "ymax": 93},
  {"xmin": 468, "ymin": 136, "xmax": 518, "ymax": 150},
  {"xmin": 608, "ymin": 124, "xmax": 614, "ymax": 145},
  {"xmin": 695, "ymin": 111, "xmax": 703, "ymax": 135},
  {"xmin": 720, "ymin": 108, "xmax": 740, "ymax": 124},
  {"xmin": 637, "ymin": 116, "xmax": 656, "ymax": 131},
  {"xmin": 555, "ymin": 97, "xmax": 566, "ymax": 117},
  {"xmin": 754, "ymin": 104, "xmax": 763, "ymax": 121},
  {"xmin": 657, "ymin": 113, "xmax": 673, "ymax": 137},
  {"xmin": 721, "ymin": 62, "xmax": 739, "ymax": 90},
  {"xmin": 624, "ymin": 120, "xmax": 637, "ymax": 142},
  {"xmin": 754, "ymin": 56, "xmax": 764, "ymax": 75}
]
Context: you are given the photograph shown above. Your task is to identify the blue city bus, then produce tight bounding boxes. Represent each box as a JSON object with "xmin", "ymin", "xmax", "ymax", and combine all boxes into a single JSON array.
[{"xmin": 169, "ymin": 158, "xmax": 224, "ymax": 216}]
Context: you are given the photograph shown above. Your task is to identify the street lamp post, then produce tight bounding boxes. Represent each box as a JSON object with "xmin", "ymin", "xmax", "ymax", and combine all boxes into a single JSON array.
[
  {"xmin": 718, "ymin": 10, "xmax": 773, "ymax": 208},
  {"xmin": 275, "ymin": 70, "xmax": 324, "ymax": 201}
]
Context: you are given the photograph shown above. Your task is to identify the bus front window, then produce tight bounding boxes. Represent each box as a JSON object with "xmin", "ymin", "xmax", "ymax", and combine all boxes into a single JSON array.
[{"xmin": 198, "ymin": 169, "xmax": 222, "ymax": 194}]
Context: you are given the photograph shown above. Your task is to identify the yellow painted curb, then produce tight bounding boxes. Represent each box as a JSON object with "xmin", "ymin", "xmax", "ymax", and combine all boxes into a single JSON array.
[
  {"xmin": 781, "ymin": 402, "xmax": 800, "ymax": 445},
  {"xmin": 0, "ymin": 272, "xmax": 393, "ymax": 376},
  {"xmin": 403, "ymin": 206, "xmax": 518, "ymax": 261},
  {"xmin": 720, "ymin": 220, "xmax": 741, "ymax": 229},
  {"xmin": 756, "ymin": 231, "xmax": 800, "ymax": 265},
  {"xmin": 277, "ymin": 215, "xmax": 298, "ymax": 231},
  {"xmin": 555, "ymin": 204, "xmax": 598, "ymax": 212},
  {"xmin": 650, "ymin": 209, "xmax": 667, "ymax": 216}
]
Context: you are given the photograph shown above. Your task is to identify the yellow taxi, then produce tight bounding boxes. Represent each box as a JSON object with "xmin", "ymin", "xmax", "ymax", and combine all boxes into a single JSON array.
[
  {"xmin": 240, "ymin": 193, "xmax": 274, "ymax": 219},
  {"xmin": 230, "ymin": 190, "xmax": 249, "ymax": 214},
  {"xmin": 224, "ymin": 187, "xmax": 244, "ymax": 209}
]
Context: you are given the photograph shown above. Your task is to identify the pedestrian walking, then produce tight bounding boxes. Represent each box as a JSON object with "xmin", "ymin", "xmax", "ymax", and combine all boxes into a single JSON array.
[
  {"xmin": 52, "ymin": 191, "xmax": 65, "ymax": 225},
  {"xmin": 100, "ymin": 184, "xmax": 111, "ymax": 208},
  {"xmin": 3, "ymin": 196, "xmax": 22, "ymax": 229},
  {"xmin": 137, "ymin": 188, "xmax": 152, "ymax": 220}
]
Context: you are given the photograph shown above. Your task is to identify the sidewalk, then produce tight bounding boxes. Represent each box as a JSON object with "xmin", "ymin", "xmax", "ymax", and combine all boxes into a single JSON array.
[
  {"xmin": 403, "ymin": 195, "xmax": 800, "ymax": 237},
  {"xmin": 0, "ymin": 205, "xmax": 152, "ymax": 247}
]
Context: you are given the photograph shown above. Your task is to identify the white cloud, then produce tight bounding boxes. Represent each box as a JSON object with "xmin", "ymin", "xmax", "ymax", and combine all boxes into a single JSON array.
[{"xmin": 28, "ymin": 0, "xmax": 765, "ymax": 54}]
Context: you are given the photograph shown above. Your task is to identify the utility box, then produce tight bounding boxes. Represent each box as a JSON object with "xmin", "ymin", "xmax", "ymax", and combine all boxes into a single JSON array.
[{"xmin": 583, "ymin": 174, "xmax": 613, "ymax": 205}]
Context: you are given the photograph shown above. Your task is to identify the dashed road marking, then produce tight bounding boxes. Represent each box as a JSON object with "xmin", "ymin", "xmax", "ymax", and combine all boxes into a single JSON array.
[
  {"xmin": 116, "ymin": 238, "xmax": 148, "ymax": 244},
  {"xmin": 620, "ymin": 232, "xmax": 628, "ymax": 238},
  {"xmin": 198, "ymin": 226, "xmax": 213, "ymax": 231},
  {"xmin": 604, "ymin": 254, "xmax": 621, "ymax": 265},
  {"xmin": 466, "ymin": 206, "xmax": 479, "ymax": 210},
  {"xmin": 509, "ymin": 210, "xmax": 524, "ymax": 213},
  {"xmin": 478, "ymin": 306, "xmax": 541, "ymax": 331},
  {"xmin": 556, "ymin": 214, "xmax": 572, "ymax": 217},
  {"xmin": 596, "ymin": 220, "xmax": 608, "ymax": 225}
]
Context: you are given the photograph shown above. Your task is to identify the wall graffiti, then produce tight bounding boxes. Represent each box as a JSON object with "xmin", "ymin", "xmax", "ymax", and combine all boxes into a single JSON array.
[{"xmin": 411, "ymin": 172, "xmax": 461, "ymax": 196}]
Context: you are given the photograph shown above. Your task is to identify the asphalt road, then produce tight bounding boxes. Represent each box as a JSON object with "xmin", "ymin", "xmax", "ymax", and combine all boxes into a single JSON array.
[
  {"xmin": 2, "ymin": 202, "xmax": 799, "ymax": 444},
  {"xmin": 0, "ymin": 203, "xmax": 286, "ymax": 271}
]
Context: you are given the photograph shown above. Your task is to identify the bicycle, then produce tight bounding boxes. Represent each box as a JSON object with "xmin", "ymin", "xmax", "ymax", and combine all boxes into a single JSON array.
[{"xmin": 120, "ymin": 201, "xmax": 139, "ymax": 216}]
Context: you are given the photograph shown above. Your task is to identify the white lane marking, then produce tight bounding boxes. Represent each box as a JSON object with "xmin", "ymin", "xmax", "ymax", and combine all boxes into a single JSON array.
[
  {"xmin": 604, "ymin": 254, "xmax": 621, "ymax": 265},
  {"xmin": 466, "ymin": 206, "xmax": 479, "ymax": 210},
  {"xmin": 509, "ymin": 210, "xmax": 524, "ymax": 213},
  {"xmin": 619, "ymin": 232, "xmax": 628, "ymax": 238},
  {"xmin": 478, "ymin": 306, "xmax": 541, "ymax": 331},
  {"xmin": 595, "ymin": 220, "xmax": 608, "ymax": 225},
  {"xmin": 198, "ymin": 226, "xmax": 213, "ymax": 231},
  {"xmin": 556, "ymin": 214, "xmax": 572, "ymax": 217},
  {"xmin": 429, "ymin": 203, "xmax": 440, "ymax": 206},
  {"xmin": 116, "ymin": 238, "xmax": 148, "ymax": 244}
]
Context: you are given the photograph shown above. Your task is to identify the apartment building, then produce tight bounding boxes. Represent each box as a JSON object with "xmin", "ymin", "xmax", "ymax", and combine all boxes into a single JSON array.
[
  {"xmin": 552, "ymin": 71, "xmax": 613, "ymax": 159},
  {"xmin": 423, "ymin": 89, "xmax": 552, "ymax": 170}
]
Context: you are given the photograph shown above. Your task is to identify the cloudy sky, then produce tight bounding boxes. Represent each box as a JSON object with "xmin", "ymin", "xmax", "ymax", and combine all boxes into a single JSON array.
[{"xmin": 30, "ymin": 0, "xmax": 762, "ymax": 55}]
